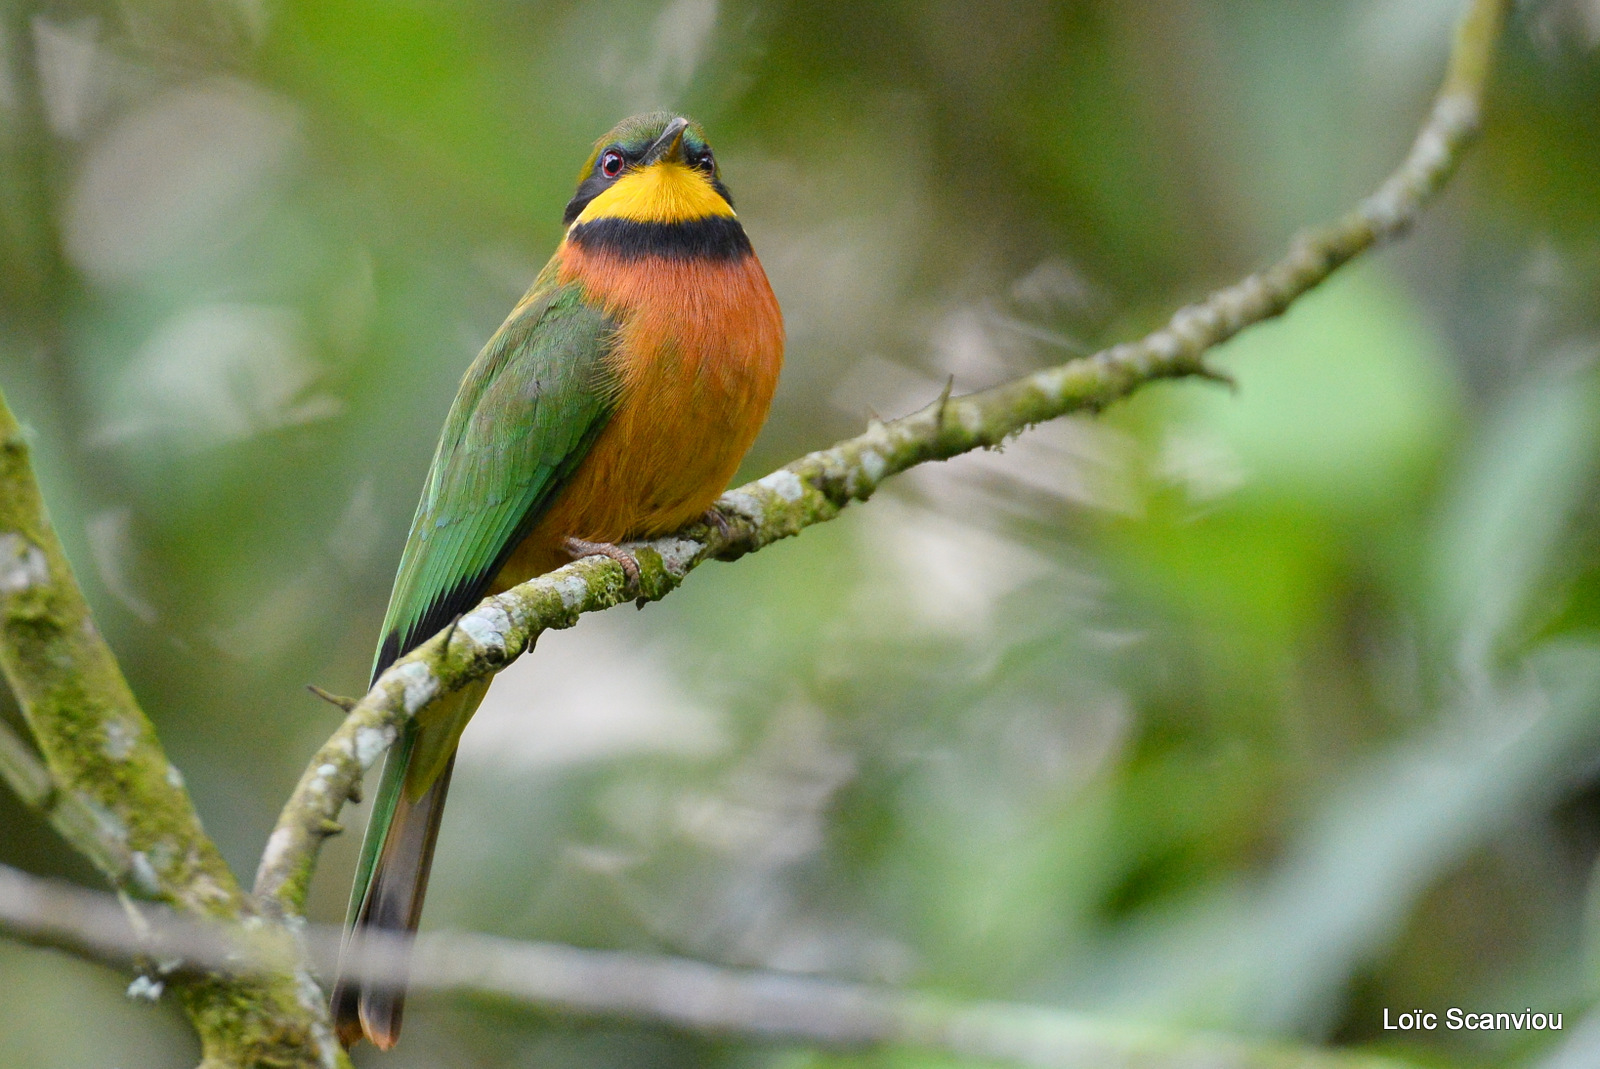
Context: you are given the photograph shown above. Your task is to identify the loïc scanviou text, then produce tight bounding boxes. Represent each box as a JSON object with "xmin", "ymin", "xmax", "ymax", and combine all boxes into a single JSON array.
[{"xmin": 1383, "ymin": 1009, "xmax": 1562, "ymax": 1031}]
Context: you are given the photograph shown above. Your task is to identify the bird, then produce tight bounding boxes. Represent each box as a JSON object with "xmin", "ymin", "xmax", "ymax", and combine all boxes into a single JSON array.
[{"xmin": 330, "ymin": 112, "xmax": 784, "ymax": 1050}]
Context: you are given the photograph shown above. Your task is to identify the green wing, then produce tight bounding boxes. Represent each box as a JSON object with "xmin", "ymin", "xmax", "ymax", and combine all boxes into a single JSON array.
[
  {"xmin": 339, "ymin": 280, "xmax": 615, "ymax": 938},
  {"xmin": 372, "ymin": 281, "xmax": 617, "ymax": 681}
]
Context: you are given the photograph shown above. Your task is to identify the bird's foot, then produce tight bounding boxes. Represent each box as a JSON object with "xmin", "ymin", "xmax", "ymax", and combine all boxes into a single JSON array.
[
  {"xmin": 563, "ymin": 536, "xmax": 641, "ymax": 594},
  {"xmin": 700, "ymin": 505, "xmax": 733, "ymax": 542}
]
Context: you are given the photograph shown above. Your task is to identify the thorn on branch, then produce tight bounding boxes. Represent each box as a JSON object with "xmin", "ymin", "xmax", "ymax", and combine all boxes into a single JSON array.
[
  {"xmin": 1192, "ymin": 361, "xmax": 1239, "ymax": 392},
  {"xmin": 306, "ymin": 685, "xmax": 357, "ymax": 712},
  {"xmin": 934, "ymin": 375, "xmax": 955, "ymax": 431}
]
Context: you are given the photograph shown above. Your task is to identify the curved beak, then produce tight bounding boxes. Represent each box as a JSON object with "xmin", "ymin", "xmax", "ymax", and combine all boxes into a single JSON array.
[{"xmin": 640, "ymin": 117, "xmax": 690, "ymax": 166}]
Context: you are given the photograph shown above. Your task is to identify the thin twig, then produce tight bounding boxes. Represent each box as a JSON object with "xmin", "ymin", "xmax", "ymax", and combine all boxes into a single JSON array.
[
  {"xmin": 307, "ymin": 685, "xmax": 359, "ymax": 712},
  {"xmin": 0, "ymin": 862, "xmax": 1418, "ymax": 1069},
  {"xmin": 0, "ymin": 715, "xmax": 52, "ymax": 807},
  {"xmin": 0, "ymin": 717, "xmax": 144, "ymax": 876},
  {"xmin": 256, "ymin": 0, "xmax": 1511, "ymax": 921}
]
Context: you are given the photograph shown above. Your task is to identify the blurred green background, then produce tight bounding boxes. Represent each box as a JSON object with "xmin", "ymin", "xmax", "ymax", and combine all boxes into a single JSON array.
[{"xmin": 2, "ymin": 0, "xmax": 1600, "ymax": 1066}]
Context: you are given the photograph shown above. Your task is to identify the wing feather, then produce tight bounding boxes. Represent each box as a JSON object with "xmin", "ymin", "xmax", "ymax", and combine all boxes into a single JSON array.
[{"xmin": 372, "ymin": 282, "xmax": 616, "ymax": 682}]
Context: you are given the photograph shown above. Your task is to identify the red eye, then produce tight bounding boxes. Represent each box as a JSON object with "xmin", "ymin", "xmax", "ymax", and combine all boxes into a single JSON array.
[{"xmin": 600, "ymin": 150, "xmax": 625, "ymax": 178}]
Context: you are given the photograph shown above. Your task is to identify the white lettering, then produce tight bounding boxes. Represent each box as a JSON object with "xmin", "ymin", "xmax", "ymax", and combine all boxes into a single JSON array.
[{"xmin": 1409, "ymin": 1007, "xmax": 1559, "ymax": 1031}]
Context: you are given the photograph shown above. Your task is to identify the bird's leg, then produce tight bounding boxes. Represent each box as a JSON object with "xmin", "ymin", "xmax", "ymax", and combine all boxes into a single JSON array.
[{"xmin": 563, "ymin": 536, "xmax": 641, "ymax": 594}]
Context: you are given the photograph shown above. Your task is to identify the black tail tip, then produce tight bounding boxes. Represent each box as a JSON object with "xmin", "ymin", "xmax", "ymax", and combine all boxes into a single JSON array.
[
  {"xmin": 360, "ymin": 992, "xmax": 404, "ymax": 1051},
  {"xmin": 331, "ymin": 979, "xmax": 403, "ymax": 1051}
]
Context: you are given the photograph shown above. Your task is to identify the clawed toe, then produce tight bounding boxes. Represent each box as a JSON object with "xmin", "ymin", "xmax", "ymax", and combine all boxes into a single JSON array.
[
  {"xmin": 563, "ymin": 536, "xmax": 641, "ymax": 593},
  {"xmin": 700, "ymin": 506, "xmax": 733, "ymax": 542}
]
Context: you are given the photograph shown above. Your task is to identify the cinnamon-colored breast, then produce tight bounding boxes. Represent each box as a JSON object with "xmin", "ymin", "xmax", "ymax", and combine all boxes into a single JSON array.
[{"xmin": 491, "ymin": 238, "xmax": 784, "ymax": 588}]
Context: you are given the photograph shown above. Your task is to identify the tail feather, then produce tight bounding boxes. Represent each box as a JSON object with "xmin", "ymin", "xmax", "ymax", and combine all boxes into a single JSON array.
[
  {"xmin": 331, "ymin": 679, "xmax": 486, "ymax": 1050},
  {"xmin": 331, "ymin": 753, "xmax": 455, "ymax": 1049}
]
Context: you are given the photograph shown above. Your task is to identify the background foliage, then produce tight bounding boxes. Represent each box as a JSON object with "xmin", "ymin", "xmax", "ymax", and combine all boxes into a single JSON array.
[{"xmin": 2, "ymin": 1, "xmax": 1599, "ymax": 1066}]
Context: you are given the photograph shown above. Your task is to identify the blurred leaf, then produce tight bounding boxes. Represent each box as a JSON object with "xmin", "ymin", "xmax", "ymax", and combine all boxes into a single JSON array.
[
  {"xmin": 1180, "ymin": 265, "xmax": 1459, "ymax": 515},
  {"xmin": 1431, "ymin": 358, "xmax": 1600, "ymax": 667},
  {"xmin": 1072, "ymin": 640, "xmax": 1600, "ymax": 1035}
]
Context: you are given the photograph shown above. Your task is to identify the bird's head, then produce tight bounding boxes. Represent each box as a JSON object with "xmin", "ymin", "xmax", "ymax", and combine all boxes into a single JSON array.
[{"xmin": 563, "ymin": 113, "xmax": 735, "ymax": 228}]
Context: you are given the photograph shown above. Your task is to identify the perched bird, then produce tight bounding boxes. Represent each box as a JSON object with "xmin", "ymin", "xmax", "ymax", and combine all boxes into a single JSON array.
[{"xmin": 330, "ymin": 113, "xmax": 784, "ymax": 1050}]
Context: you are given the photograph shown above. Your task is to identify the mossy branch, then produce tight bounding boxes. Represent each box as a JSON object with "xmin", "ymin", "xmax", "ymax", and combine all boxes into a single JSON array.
[
  {"xmin": 256, "ymin": 0, "xmax": 1511, "ymax": 917},
  {"xmin": 0, "ymin": 715, "xmax": 141, "ymax": 877},
  {"xmin": 0, "ymin": 395, "xmax": 239, "ymax": 914},
  {"xmin": 0, "ymin": 395, "xmax": 351, "ymax": 1067},
  {"xmin": 0, "ymin": 4, "xmax": 352, "ymax": 1062}
]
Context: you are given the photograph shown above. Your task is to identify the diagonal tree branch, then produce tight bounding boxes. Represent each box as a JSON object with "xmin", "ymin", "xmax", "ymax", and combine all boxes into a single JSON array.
[
  {"xmin": 0, "ymin": 6, "xmax": 353, "ymax": 1062},
  {"xmin": 0, "ymin": 861, "xmax": 1423, "ymax": 1069},
  {"xmin": 0, "ymin": 0, "xmax": 231, "ymax": 920},
  {"xmin": 0, "ymin": 714, "xmax": 140, "ymax": 875},
  {"xmin": 0, "ymin": 393, "xmax": 240, "ymax": 915},
  {"xmin": 0, "ymin": 394, "xmax": 351, "ymax": 1068},
  {"xmin": 256, "ymin": 0, "xmax": 1512, "ymax": 917}
]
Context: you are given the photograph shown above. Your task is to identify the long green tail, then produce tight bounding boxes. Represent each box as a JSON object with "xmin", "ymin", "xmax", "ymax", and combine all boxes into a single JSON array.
[{"xmin": 330, "ymin": 679, "xmax": 488, "ymax": 1049}]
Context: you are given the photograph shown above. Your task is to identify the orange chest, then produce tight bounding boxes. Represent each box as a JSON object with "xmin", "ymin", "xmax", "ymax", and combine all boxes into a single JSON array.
[
  {"xmin": 557, "ymin": 240, "xmax": 784, "ymax": 413},
  {"xmin": 499, "ymin": 241, "xmax": 784, "ymax": 584}
]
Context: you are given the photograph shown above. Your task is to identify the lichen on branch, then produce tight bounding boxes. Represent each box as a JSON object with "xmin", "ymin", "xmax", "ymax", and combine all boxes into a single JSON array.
[
  {"xmin": 0, "ymin": 396, "xmax": 236, "ymax": 914},
  {"xmin": 0, "ymin": 393, "xmax": 353, "ymax": 1068}
]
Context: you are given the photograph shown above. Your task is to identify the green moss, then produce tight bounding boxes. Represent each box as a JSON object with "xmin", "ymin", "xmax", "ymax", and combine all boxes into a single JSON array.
[
  {"xmin": 182, "ymin": 973, "xmax": 351, "ymax": 1069},
  {"xmin": 0, "ymin": 392, "xmax": 349, "ymax": 1063}
]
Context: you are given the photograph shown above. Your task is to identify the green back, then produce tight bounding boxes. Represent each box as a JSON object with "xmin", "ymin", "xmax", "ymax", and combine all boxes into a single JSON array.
[{"xmin": 372, "ymin": 280, "xmax": 617, "ymax": 680}]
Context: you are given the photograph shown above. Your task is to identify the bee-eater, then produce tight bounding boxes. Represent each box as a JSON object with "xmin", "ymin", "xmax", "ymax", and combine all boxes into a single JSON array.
[{"xmin": 330, "ymin": 113, "xmax": 784, "ymax": 1050}]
